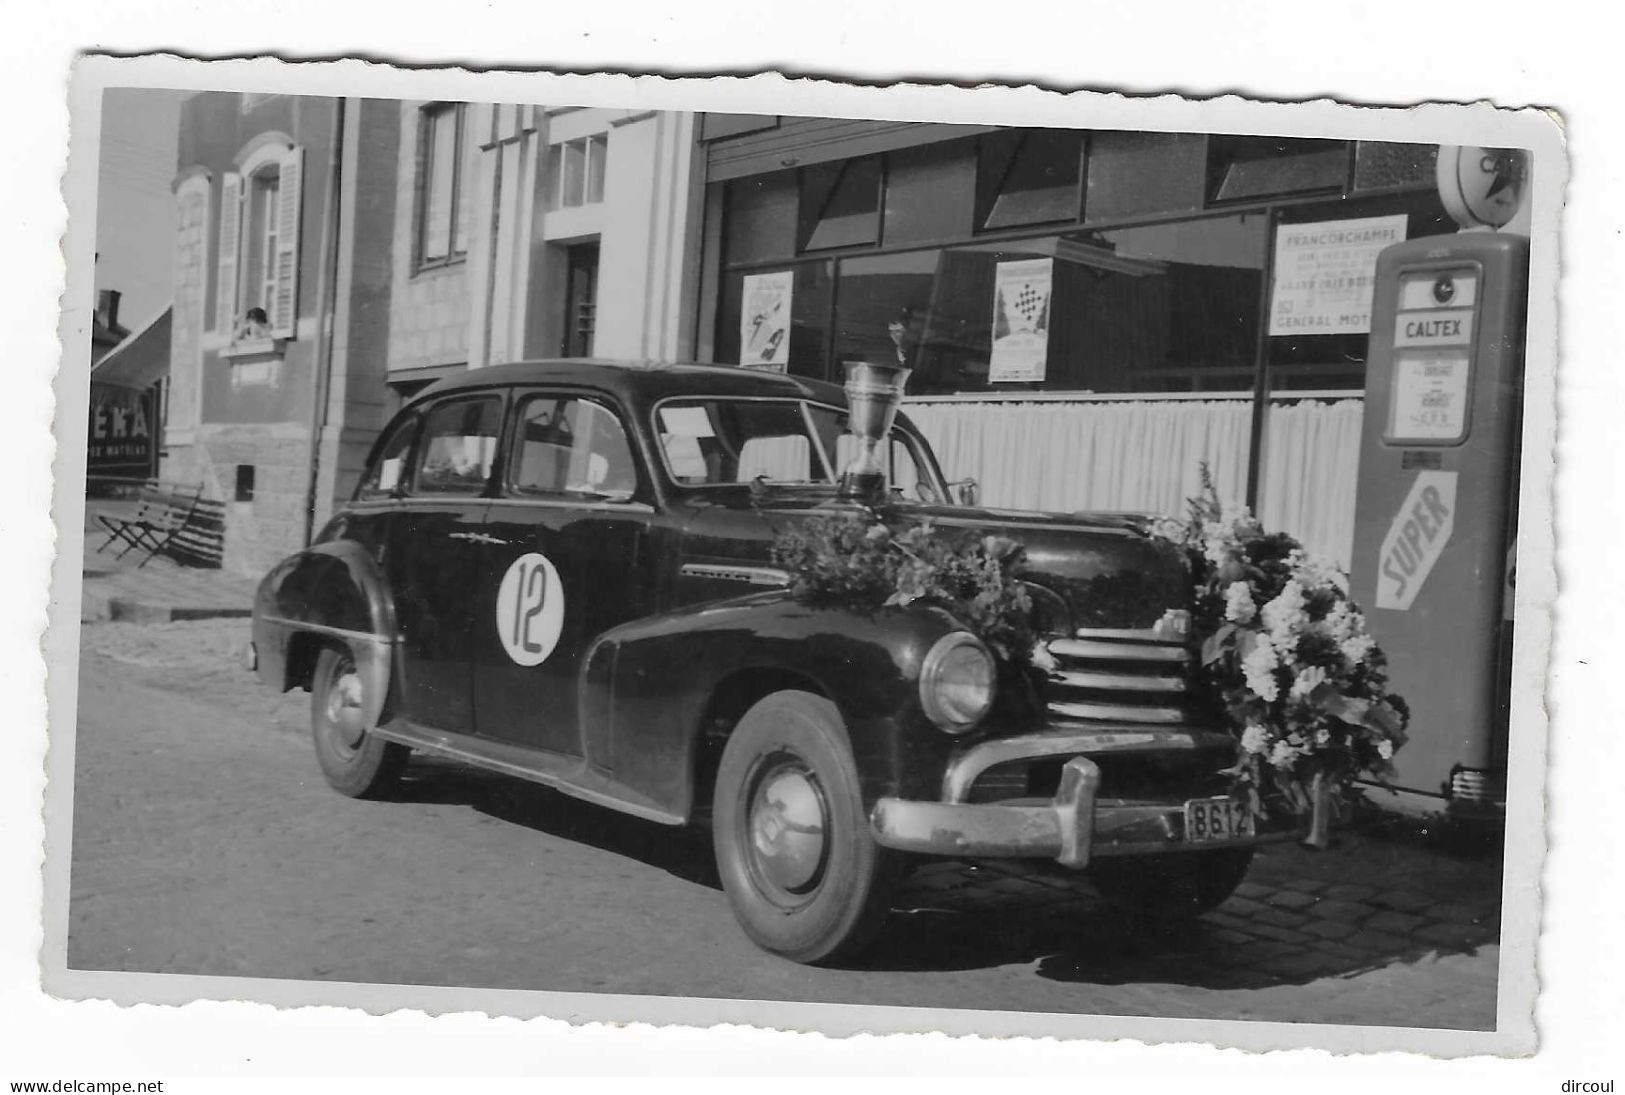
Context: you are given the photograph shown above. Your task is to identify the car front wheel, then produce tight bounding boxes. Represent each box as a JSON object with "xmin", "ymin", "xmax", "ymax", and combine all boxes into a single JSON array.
[
  {"xmin": 711, "ymin": 690, "xmax": 897, "ymax": 964},
  {"xmin": 311, "ymin": 645, "xmax": 408, "ymax": 799}
]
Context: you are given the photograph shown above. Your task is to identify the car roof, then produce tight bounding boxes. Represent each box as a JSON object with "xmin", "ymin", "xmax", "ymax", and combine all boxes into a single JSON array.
[{"xmin": 411, "ymin": 359, "xmax": 851, "ymax": 409}]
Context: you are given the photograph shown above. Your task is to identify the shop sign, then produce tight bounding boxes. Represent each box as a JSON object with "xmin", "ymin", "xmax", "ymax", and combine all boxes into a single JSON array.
[
  {"xmin": 1436, "ymin": 145, "xmax": 1528, "ymax": 230},
  {"xmin": 87, "ymin": 382, "xmax": 155, "ymax": 476},
  {"xmin": 1375, "ymin": 471, "xmax": 1457, "ymax": 611},
  {"xmin": 1394, "ymin": 309, "xmax": 1473, "ymax": 348},
  {"xmin": 988, "ymin": 257, "xmax": 1053, "ymax": 383},
  {"xmin": 740, "ymin": 271, "xmax": 793, "ymax": 371},
  {"xmin": 1268, "ymin": 214, "xmax": 1408, "ymax": 336}
]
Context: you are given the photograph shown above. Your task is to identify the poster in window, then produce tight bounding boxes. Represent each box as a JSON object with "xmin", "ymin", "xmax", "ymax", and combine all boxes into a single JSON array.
[
  {"xmin": 1268, "ymin": 214, "xmax": 1408, "ymax": 336},
  {"xmin": 740, "ymin": 270, "xmax": 793, "ymax": 371},
  {"xmin": 988, "ymin": 257, "xmax": 1053, "ymax": 383}
]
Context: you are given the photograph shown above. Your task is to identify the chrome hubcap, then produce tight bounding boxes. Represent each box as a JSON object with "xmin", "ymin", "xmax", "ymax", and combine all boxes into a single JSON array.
[
  {"xmin": 325, "ymin": 667, "xmax": 366, "ymax": 750},
  {"xmin": 748, "ymin": 761, "xmax": 828, "ymax": 895}
]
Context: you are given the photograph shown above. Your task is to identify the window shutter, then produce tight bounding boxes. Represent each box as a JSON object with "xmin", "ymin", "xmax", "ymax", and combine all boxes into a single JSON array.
[
  {"xmin": 215, "ymin": 171, "xmax": 242, "ymax": 333},
  {"xmin": 270, "ymin": 147, "xmax": 304, "ymax": 339}
]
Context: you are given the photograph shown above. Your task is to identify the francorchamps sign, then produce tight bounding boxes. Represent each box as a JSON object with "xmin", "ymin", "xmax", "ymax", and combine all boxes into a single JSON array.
[
  {"xmin": 1268, "ymin": 215, "xmax": 1409, "ymax": 336},
  {"xmin": 1375, "ymin": 470, "xmax": 1458, "ymax": 611}
]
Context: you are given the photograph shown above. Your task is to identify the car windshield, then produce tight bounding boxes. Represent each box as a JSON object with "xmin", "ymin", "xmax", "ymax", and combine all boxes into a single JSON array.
[{"xmin": 654, "ymin": 398, "xmax": 933, "ymax": 497}]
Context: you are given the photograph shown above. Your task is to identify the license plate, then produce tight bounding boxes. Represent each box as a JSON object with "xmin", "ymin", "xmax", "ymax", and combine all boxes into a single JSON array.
[{"xmin": 1183, "ymin": 796, "xmax": 1253, "ymax": 843}]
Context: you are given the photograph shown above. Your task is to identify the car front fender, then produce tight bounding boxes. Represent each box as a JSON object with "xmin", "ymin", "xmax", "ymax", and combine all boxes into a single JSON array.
[
  {"xmin": 580, "ymin": 590, "xmax": 969, "ymax": 820},
  {"xmin": 252, "ymin": 539, "xmax": 397, "ymax": 730}
]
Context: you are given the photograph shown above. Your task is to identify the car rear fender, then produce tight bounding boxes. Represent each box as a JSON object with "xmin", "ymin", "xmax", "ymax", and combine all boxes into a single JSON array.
[
  {"xmin": 580, "ymin": 591, "xmax": 964, "ymax": 820},
  {"xmin": 252, "ymin": 539, "xmax": 396, "ymax": 730}
]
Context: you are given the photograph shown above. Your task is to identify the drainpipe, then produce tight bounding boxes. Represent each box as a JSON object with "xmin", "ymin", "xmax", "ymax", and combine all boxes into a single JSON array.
[{"xmin": 303, "ymin": 96, "xmax": 347, "ymax": 546}]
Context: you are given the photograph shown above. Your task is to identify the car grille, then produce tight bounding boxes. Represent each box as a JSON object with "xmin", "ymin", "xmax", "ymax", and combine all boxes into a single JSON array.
[{"xmin": 1042, "ymin": 626, "xmax": 1194, "ymax": 726}]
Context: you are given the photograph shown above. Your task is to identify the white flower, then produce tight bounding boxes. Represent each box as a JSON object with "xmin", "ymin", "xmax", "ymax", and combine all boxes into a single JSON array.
[
  {"xmin": 1293, "ymin": 552, "xmax": 1350, "ymax": 594},
  {"xmin": 1242, "ymin": 640, "xmax": 1280, "ymax": 702},
  {"xmin": 1268, "ymin": 740, "xmax": 1300, "ymax": 769},
  {"xmin": 1323, "ymin": 601, "xmax": 1356, "ymax": 642},
  {"xmin": 1315, "ymin": 728, "xmax": 1332, "ymax": 747},
  {"xmin": 1240, "ymin": 723, "xmax": 1270, "ymax": 755},
  {"xmin": 1224, "ymin": 581, "xmax": 1257, "ymax": 624},
  {"xmin": 1339, "ymin": 634, "xmax": 1375, "ymax": 665},
  {"xmin": 1291, "ymin": 664, "xmax": 1328, "ymax": 699},
  {"xmin": 1377, "ymin": 739, "xmax": 1395, "ymax": 760},
  {"xmin": 1260, "ymin": 580, "xmax": 1307, "ymax": 654}
]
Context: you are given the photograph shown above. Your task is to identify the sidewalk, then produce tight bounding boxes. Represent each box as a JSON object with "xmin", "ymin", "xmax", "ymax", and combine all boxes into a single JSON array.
[{"xmin": 81, "ymin": 498, "xmax": 258, "ymax": 623}]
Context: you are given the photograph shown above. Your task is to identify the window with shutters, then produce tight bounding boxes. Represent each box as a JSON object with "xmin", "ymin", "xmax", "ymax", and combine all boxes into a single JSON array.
[
  {"xmin": 217, "ymin": 138, "xmax": 304, "ymax": 349},
  {"xmin": 416, "ymin": 103, "xmax": 470, "ymax": 269}
]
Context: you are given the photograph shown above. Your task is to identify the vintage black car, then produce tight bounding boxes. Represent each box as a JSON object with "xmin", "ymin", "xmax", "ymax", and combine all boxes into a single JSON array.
[{"xmin": 249, "ymin": 359, "xmax": 1295, "ymax": 963}]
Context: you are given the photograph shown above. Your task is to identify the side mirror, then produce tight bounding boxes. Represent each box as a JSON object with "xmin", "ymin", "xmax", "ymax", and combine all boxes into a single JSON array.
[{"xmin": 950, "ymin": 478, "xmax": 979, "ymax": 508}]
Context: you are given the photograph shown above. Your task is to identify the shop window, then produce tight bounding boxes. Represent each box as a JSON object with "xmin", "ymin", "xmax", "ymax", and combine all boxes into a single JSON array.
[
  {"xmin": 836, "ymin": 215, "xmax": 1266, "ymax": 397},
  {"xmin": 216, "ymin": 140, "xmax": 304, "ymax": 343},
  {"xmin": 723, "ymin": 171, "xmax": 798, "ymax": 265},
  {"xmin": 548, "ymin": 133, "xmax": 608, "ymax": 210},
  {"xmin": 1208, "ymin": 136, "xmax": 1350, "ymax": 203},
  {"xmin": 414, "ymin": 396, "xmax": 502, "ymax": 496},
  {"xmin": 798, "ymin": 157, "xmax": 881, "ymax": 251},
  {"xmin": 1266, "ymin": 194, "xmax": 1455, "ymax": 392},
  {"xmin": 716, "ymin": 260, "xmax": 834, "ymax": 381},
  {"xmin": 883, "ymin": 139, "xmax": 975, "ymax": 246},
  {"xmin": 975, "ymin": 129, "xmax": 1083, "ymax": 231}
]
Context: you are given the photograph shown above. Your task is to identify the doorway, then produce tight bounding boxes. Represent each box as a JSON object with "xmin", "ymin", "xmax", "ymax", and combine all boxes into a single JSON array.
[{"xmin": 562, "ymin": 241, "xmax": 600, "ymax": 358}]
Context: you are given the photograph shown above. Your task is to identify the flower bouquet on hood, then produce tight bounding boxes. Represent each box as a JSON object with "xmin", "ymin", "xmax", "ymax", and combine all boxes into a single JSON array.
[{"xmin": 1151, "ymin": 466, "xmax": 1409, "ymax": 847}]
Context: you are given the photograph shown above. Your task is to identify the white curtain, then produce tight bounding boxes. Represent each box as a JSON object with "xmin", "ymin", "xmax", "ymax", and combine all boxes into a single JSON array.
[
  {"xmin": 902, "ymin": 395, "xmax": 1366, "ymax": 570},
  {"xmin": 902, "ymin": 399, "xmax": 1252, "ymax": 519},
  {"xmin": 1258, "ymin": 399, "xmax": 1365, "ymax": 568}
]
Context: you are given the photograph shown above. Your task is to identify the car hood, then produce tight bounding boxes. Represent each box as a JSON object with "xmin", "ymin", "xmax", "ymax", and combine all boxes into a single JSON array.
[{"xmin": 678, "ymin": 493, "xmax": 1189, "ymax": 631}]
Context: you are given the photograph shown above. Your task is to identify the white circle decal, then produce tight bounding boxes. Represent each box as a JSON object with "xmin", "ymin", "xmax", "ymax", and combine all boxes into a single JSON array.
[{"xmin": 494, "ymin": 552, "xmax": 566, "ymax": 666}]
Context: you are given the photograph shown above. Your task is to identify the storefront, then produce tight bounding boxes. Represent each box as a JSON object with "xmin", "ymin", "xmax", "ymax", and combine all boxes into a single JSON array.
[{"xmin": 696, "ymin": 117, "xmax": 1462, "ymax": 564}]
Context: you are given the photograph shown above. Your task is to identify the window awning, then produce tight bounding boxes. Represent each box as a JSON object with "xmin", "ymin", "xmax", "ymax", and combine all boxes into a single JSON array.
[{"xmin": 90, "ymin": 306, "xmax": 171, "ymax": 390}]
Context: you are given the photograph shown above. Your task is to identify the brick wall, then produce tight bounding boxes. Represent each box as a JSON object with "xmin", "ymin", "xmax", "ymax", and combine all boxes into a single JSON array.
[{"xmin": 188, "ymin": 425, "xmax": 313, "ymax": 577}]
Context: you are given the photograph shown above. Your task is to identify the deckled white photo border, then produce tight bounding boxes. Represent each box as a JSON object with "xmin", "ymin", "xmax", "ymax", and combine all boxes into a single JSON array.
[{"xmin": 41, "ymin": 51, "xmax": 1565, "ymax": 1058}]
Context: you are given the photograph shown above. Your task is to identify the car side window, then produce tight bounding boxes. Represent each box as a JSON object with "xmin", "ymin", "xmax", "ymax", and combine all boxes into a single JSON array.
[
  {"xmin": 413, "ymin": 396, "xmax": 503, "ymax": 496},
  {"xmin": 509, "ymin": 395, "xmax": 639, "ymax": 502},
  {"xmin": 356, "ymin": 414, "xmax": 419, "ymax": 500}
]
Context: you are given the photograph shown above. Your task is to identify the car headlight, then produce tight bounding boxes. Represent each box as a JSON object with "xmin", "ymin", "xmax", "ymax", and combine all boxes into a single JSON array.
[{"xmin": 920, "ymin": 631, "xmax": 996, "ymax": 733}]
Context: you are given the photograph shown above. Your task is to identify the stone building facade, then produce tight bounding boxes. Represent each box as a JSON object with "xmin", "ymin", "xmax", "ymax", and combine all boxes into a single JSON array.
[{"xmin": 165, "ymin": 94, "xmax": 707, "ymax": 576}]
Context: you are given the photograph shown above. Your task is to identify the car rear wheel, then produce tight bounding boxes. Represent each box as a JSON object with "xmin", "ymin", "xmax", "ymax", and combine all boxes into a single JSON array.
[
  {"xmin": 311, "ymin": 645, "xmax": 407, "ymax": 799},
  {"xmin": 711, "ymin": 690, "xmax": 897, "ymax": 964},
  {"xmin": 1089, "ymin": 848, "xmax": 1254, "ymax": 932}
]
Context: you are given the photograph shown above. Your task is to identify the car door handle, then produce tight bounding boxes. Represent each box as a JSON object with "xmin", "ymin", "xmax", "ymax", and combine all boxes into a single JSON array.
[{"xmin": 446, "ymin": 531, "xmax": 510, "ymax": 546}]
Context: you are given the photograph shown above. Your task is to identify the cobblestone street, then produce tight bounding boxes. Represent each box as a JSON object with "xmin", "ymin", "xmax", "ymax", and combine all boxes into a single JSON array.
[{"xmin": 67, "ymin": 618, "xmax": 1503, "ymax": 1029}]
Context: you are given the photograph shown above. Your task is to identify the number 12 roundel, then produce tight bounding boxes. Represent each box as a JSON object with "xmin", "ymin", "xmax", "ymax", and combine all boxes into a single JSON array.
[{"xmin": 495, "ymin": 552, "xmax": 566, "ymax": 666}]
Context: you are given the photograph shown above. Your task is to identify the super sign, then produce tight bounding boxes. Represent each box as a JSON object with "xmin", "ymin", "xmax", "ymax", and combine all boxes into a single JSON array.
[{"xmin": 1375, "ymin": 471, "xmax": 1458, "ymax": 611}]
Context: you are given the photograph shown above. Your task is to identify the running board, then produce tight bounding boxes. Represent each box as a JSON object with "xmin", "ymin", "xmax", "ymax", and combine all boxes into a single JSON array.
[{"xmin": 371, "ymin": 721, "xmax": 685, "ymax": 827}]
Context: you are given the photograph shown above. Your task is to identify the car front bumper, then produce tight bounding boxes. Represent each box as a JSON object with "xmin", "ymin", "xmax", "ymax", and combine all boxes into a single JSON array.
[{"xmin": 868, "ymin": 726, "xmax": 1301, "ymax": 869}]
